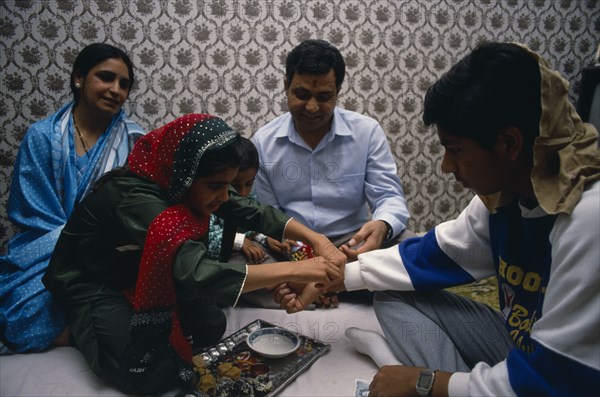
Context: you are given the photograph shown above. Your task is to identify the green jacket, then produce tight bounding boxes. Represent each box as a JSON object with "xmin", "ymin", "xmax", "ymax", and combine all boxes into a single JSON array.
[{"xmin": 43, "ymin": 172, "xmax": 290, "ymax": 307}]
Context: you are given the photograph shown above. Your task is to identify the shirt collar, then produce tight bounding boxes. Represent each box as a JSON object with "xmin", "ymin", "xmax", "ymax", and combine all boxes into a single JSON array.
[{"xmin": 330, "ymin": 108, "xmax": 353, "ymax": 137}]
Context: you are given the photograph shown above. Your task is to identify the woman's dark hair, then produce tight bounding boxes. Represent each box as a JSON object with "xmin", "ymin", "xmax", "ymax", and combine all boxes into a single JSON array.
[
  {"xmin": 286, "ymin": 39, "xmax": 345, "ymax": 89},
  {"xmin": 195, "ymin": 134, "xmax": 243, "ymax": 178},
  {"xmin": 70, "ymin": 43, "xmax": 135, "ymax": 104},
  {"xmin": 237, "ymin": 137, "xmax": 259, "ymax": 172},
  {"xmin": 423, "ymin": 42, "xmax": 541, "ymax": 150}
]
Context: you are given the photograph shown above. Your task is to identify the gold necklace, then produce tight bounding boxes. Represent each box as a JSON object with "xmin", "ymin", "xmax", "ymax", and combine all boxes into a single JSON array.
[{"xmin": 73, "ymin": 118, "xmax": 90, "ymax": 154}]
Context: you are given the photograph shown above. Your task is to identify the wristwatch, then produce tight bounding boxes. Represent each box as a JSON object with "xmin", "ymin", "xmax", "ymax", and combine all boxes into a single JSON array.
[
  {"xmin": 382, "ymin": 220, "xmax": 393, "ymax": 241},
  {"xmin": 416, "ymin": 369, "xmax": 436, "ymax": 397}
]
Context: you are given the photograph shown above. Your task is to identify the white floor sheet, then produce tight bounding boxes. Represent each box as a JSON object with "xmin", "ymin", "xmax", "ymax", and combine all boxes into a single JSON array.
[{"xmin": 0, "ymin": 302, "xmax": 381, "ymax": 396}]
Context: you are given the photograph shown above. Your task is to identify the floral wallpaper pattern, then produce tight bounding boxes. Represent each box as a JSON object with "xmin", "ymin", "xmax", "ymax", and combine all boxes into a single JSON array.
[{"xmin": 1, "ymin": 0, "xmax": 599, "ymax": 250}]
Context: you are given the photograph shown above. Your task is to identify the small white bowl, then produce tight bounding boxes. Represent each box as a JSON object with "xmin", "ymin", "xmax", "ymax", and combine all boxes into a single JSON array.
[{"xmin": 246, "ymin": 327, "xmax": 300, "ymax": 359}]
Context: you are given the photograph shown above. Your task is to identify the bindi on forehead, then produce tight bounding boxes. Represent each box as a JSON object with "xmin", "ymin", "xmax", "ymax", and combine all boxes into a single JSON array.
[{"xmin": 309, "ymin": 78, "xmax": 322, "ymax": 87}]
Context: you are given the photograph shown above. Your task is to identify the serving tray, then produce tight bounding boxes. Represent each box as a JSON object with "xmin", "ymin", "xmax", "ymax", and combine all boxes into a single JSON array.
[{"xmin": 192, "ymin": 319, "xmax": 331, "ymax": 396}]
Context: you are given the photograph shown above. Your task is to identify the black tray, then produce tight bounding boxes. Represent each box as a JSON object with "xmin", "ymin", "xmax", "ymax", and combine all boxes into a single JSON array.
[{"xmin": 192, "ymin": 319, "xmax": 331, "ymax": 396}]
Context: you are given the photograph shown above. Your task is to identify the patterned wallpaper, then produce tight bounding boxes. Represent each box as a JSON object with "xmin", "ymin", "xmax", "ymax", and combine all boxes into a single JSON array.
[{"xmin": 1, "ymin": 0, "xmax": 599, "ymax": 250}]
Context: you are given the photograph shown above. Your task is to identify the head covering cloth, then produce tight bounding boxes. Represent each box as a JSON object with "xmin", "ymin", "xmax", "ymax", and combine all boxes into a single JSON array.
[
  {"xmin": 125, "ymin": 114, "xmax": 238, "ymax": 382},
  {"xmin": 129, "ymin": 113, "xmax": 237, "ymax": 202},
  {"xmin": 480, "ymin": 43, "xmax": 600, "ymax": 214}
]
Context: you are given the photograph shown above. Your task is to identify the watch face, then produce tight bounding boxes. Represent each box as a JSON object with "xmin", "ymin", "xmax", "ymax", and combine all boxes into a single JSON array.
[{"xmin": 417, "ymin": 372, "xmax": 434, "ymax": 388}]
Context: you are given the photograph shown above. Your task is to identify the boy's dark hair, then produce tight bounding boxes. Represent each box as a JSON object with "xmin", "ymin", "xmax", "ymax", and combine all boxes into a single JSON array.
[
  {"xmin": 423, "ymin": 42, "xmax": 541, "ymax": 150},
  {"xmin": 286, "ymin": 39, "xmax": 346, "ymax": 89},
  {"xmin": 71, "ymin": 43, "xmax": 135, "ymax": 104},
  {"xmin": 195, "ymin": 134, "xmax": 243, "ymax": 177},
  {"xmin": 237, "ymin": 137, "xmax": 259, "ymax": 172}
]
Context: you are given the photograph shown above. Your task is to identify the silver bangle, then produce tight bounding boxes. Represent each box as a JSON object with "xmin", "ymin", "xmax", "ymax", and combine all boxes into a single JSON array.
[{"xmin": 254, "ymin": 233, "xmax": 268, "ymax": 245}]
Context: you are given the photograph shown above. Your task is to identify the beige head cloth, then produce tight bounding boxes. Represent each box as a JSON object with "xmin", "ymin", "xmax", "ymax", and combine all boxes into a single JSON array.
[{"xmin": 480, "ymin": 43, "xmax": 600, "ymax": 214}]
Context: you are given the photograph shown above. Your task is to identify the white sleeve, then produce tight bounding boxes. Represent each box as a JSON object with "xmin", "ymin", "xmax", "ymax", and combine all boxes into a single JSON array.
[
  {"xmin": 251, "ymin": 133, "xmax": 281, "ymax": 209},
  {"xmin": 345, "ymin": 196, "xmax": 496, "ymax": 292},
  {"xmin": 449, "ymin": 363, "xmax": 516, "ymax": 397},
  {"xmin": 364, "ymin": 123, "xmax": 410, "ymax": 236},
  {"xmin": 532, "ymin": 181, "xmax": 600, "ymax": 369},
  {"xmin": 344, "ymin": 245, "xmax": 414, "ymax": 291},
  {"xmin": 435, "ymin": 196, "xmax": 496, "ymax": 281}
]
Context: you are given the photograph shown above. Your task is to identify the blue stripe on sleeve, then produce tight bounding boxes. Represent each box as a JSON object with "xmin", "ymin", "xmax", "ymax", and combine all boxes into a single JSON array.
[
  {"xmin": 507, "ymin": 340, "xmax": 600, "ymax": 397},
  {"xmin": 399, "ymin": 231, "xmax": 475, "ymax": 290}
]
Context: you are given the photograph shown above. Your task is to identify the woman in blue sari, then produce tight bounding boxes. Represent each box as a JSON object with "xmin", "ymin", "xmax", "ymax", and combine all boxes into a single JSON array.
[{"xmin": 0, "ymin": 43, "xmax": 144, "ymax": 353}]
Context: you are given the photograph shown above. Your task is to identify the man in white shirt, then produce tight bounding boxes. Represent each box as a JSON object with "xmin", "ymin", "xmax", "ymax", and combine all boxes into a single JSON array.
[{"xmin": 252, "ymin": 39, "xmax": 411, "ymax": 262}]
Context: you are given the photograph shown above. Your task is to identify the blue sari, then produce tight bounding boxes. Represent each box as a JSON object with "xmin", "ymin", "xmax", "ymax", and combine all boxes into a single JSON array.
[{"xmin": 0, "ymin": 102, "xmax": 144, "ymax": 352}]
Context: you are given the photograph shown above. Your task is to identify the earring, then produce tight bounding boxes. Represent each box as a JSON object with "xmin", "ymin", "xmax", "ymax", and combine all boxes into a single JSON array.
[{"xmin": 75, "ymin": 82, "xmax": 81, "ymax": 88}]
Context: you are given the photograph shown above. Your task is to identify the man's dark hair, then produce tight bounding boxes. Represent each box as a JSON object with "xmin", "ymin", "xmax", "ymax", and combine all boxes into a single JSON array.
[
  {"xmin": 423, "ymin": 42, "xmax": 541, "ymax": 150},
  {"xmin": 285, "ymin": 39, "xmax": 346, "ymax": 89},
  {"xmin": 70, "ymin": 43, "xmax": 135, "ymax": 104}
]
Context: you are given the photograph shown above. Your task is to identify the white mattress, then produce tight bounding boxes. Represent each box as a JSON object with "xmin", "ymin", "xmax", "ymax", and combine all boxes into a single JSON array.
[{"xmin": 0, "ymin": 302, "xmax": 381, "ymax": 396}]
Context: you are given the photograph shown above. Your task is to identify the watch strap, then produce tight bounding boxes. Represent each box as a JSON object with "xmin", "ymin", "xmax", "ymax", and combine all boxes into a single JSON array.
[
  {"xmin": 416, "ymin": 369, "xmax": 436, "ymax": 397},
  {"xmin": 382, "ymin": 220, "xmax": 393, "ymax": 241}
]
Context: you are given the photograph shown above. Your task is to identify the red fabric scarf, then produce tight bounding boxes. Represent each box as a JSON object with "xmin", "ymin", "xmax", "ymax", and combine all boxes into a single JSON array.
[{"xmin": 132, "ymin": 204, "xmax": 207, "ymax": 361}]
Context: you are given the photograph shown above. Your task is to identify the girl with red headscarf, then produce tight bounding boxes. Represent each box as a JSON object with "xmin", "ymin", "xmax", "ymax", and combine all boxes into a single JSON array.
[{"xmin": 43, "ymin": 114, "xmax": 344, "ymax": 394}]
